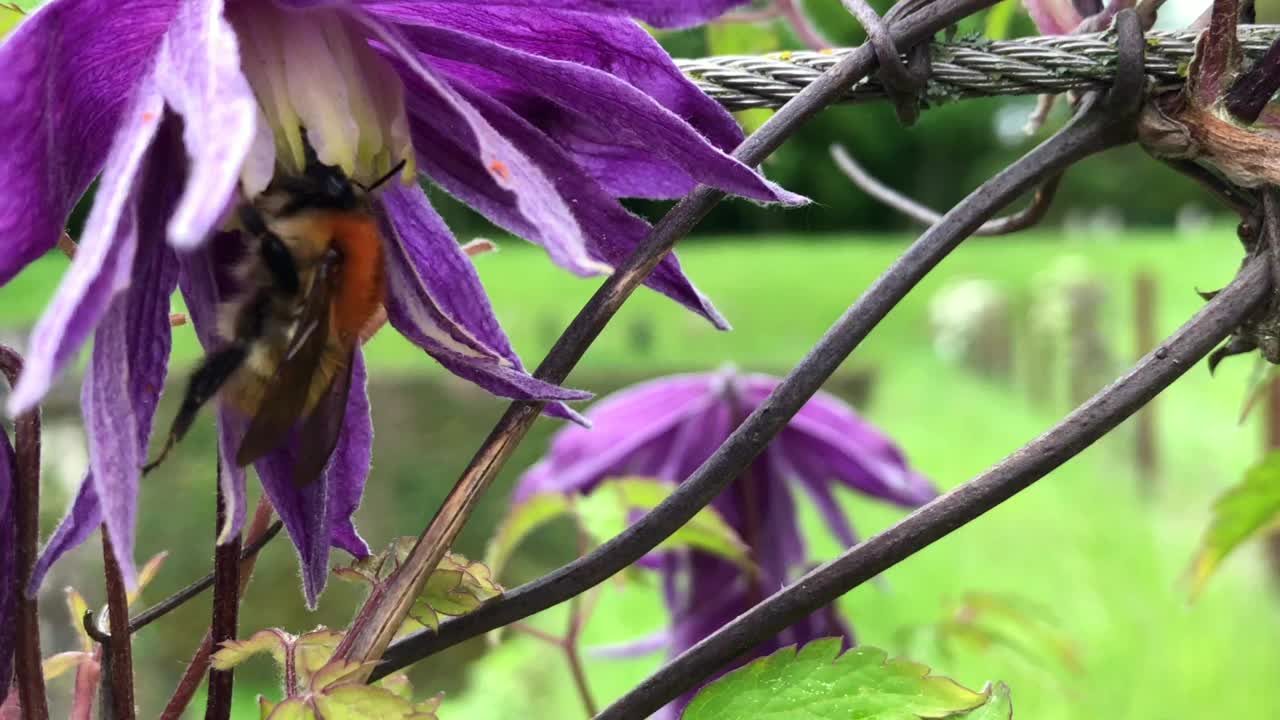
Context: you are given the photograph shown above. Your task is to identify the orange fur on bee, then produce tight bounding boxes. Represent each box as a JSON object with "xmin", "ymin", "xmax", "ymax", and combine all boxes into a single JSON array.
[{"xmin": 326, "ymin": 213, "xmax": 386, "ymax": 344}]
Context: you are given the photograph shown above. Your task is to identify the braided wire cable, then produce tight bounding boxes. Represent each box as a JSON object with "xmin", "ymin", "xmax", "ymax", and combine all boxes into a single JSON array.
[{"xmin": 676, "ymin": 25, "xmax": 1280, "ymax": 110}]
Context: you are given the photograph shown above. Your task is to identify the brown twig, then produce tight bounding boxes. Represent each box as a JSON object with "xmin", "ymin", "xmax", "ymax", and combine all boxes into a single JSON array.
[
  {"xmin": 205, "ymin": 476, "xmax": 243, "ymax": 720},
  {"xmin": 830, "ymin": 143, "xmax": 1062, "ymax": 235},
  {"xmin": 0, "ymin": 346, "xmax": 48, "ymax": 720},
  {"xmin": 159, "ymin": 497, "xmax": 273, "ymax": 720},
  {"xmin": 99, "ymin": 532, "xmax": 136, "ymax": 720}
]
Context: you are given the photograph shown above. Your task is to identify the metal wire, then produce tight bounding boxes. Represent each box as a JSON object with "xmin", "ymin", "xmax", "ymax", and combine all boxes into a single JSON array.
[{"xmin": 677, "ymin": 25, "xmax": 1280, "ymax": 110}]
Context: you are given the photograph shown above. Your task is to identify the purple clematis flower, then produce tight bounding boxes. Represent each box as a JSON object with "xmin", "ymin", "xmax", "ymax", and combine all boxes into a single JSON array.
[
  {"xmin": 0, "ymin": 426, "xmax": 15, "ymax": 706},
  {"xmin": 513, "ymin": 368, "xmax": 937, "ymax": 716},
  {"xmin": 0, "ymin": 0, "xmax": 800, "ymax": 606}
]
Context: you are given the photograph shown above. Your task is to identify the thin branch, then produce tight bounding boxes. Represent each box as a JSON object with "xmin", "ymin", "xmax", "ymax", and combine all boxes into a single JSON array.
[
  {"xmin": 598, "ymin": 252, "xmax": 1272, "ymax": 719},
  {"xmin": 99, "ymin": 532, "xmax": 136, "ymax": 720},
  {"xmin": 204, "ymin": 474, "xmax": 241, "ymax": 720},
  {"xmin": 0, "ymin": 346, "xmax": 49, "ymax": 720},
  {"xmin": 160, "ymin": 497, "xmax": 274, "ymax": 720},
  {"xmin": 338, "ymin": 0, "xmax": 1005, "ymax": 676},
  {"xmin": 830, "ymin": 144, "xmax": 1063, "ymax": 236},
  {"xmin": 372, "ymin": 11, "xmax": 1147, "ymax": 680},
  {"xmin": 128, "ymin": 518, "xmax": 283, "ymax": 634}
]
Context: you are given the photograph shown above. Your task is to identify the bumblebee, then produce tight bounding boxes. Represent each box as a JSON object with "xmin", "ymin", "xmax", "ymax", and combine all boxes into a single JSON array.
[{"xmin": 146, "ymin": 149, "xmax": 402, "ymax": 486}]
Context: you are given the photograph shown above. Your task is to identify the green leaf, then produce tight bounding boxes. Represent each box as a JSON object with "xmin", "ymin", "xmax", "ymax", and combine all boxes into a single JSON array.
[
  {"xmin": 314, "ymin": 685, "xmax": 438, "ymax": 719},
  {"xmin": 212, "ymin": 629, "xmax": 293, "ymax": 670},
  {"xmin": 682, "ymin": 639, "xmax": 990, "ymax": 720},
  {"xmin": 485, "ymin": 492, "xmax": 573, "ymax": 576},
  {"xmin": 259, "ymin": 696, "xmax": 279, "ymax": 720},
  {"xmin": 64, "ymin": 588, "xmax": 92, "ymax": 653},
  {"xmin": 579, "ymin": 477, "xmax": 753, "ymax": 572},
  {"xmin": 1188, "ymin": 451, "xmax": 1280, "ymax": 598},
  {"xmin": 265, "ymin": 698, "xmax": 314, "ymax": 720},
  {"xmin": 294, "ymin": 629, "xmax": 347, "ymax": 688},
  {"xmin": 961, "ymin": 683, "xmax": 1013, "ymax": 719},
  {"xmin": 127, "ymin": 551, "xmax": 169, "ymax": 606}
]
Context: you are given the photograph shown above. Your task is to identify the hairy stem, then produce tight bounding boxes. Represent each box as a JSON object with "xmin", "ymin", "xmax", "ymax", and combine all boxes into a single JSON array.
[
  {"xmin": 100, "ymin": 532, "xmax": 136, "ymax": 720},
  {"xmin": 204, "ymin": 479, "xmax": 242, "ymax": 720},
  {"xmin": 339, "ymin": 0, "xmax": 1003, "ymax": 676},
  {"xmin": 0, "ymin": 346, "xmax": 48, "ymax": 720},
  {"xmin": 160, "ymin": 497, "xmax": 273, "ymax": 720},
  {"xmin": 373, "ymin": 15, "xmax": 1145, "ymax": 675},
  {"xmin": 598, "ymin": 253, "xmax": 1271, "ymax": 719}
]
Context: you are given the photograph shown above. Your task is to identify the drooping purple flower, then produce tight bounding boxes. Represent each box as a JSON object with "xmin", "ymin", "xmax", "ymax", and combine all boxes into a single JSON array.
[
  {"xmin": 1, "ymin": 0, "xmax": 799, "ymax": 606},
  {"xmin": 513, "ymin": 368, "xmax": 937, "ymax": 716},
  {"xmin": 0, "ymin": 425, "xmax": 15, "ymax": 706}
]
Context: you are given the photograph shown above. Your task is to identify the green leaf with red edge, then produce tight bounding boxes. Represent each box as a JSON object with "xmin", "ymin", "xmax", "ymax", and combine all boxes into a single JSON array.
[
  {"xmin": 579, "ymin": 477, "xmax": 753, "ymax": 573},
  {"xmin": 1188, "ymin": 450, "xmax": 1280, "ymax": 598},
  {"xmin": 211, "ymin": 628, "xmax": 293, "ymax": 670},
  {"xmin": 65, "ymin": 588, "xmax": 92, "ymax": 653},
  {"xmin": 682, "ymin": 639, "xmax": 991, "ymax": 720},
  {"xmin": 963, "ymin": 683, "xmax": 1013, "ymax": 719},
  {"xmin": 485, "ymin": 492, "xmax": 573, "ymax": 577}
]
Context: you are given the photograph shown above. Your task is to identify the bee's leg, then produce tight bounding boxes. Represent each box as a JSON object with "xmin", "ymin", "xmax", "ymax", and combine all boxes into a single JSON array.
[
  {"xmin": 142, "ymin": 344, "xmax": 249, "ymax": 475},
  {"xmin": 239, "ymin": 204, "xmax": 300, "ymax": 295}
]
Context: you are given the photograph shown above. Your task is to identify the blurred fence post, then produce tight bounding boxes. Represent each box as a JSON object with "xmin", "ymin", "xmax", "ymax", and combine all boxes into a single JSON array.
[{"xmin": 1133, "ymin": 270, "xmax": 1159, "ymax": 496}]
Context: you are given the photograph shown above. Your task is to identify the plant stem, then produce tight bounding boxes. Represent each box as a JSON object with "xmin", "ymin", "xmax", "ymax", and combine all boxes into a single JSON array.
[
  {"xmin": 100, "ymin": 531, "xmax": 136, "ymax": 720},
  {"xmin": 204, "ymin": 476, "xmax": 241, "ymax": 720},
  {"xmin": 0, "ymin": 346, "xmax": 48, "ymax": 720},
  {"xmin": 161, "ymin": 496, "xmax": 273, "ymax": 720},
  {"xmin": 341, "ymin": 0, "xmax": 1001, "ymax": 677}
]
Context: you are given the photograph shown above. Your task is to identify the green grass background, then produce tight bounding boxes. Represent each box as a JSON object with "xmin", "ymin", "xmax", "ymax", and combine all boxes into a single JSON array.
[{"xmin": 4, "ymin": 229, "xmax": 1278, "ymax": 718}]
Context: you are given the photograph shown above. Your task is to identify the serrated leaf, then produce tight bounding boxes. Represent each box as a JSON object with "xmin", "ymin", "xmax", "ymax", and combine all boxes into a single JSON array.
[
  {"xmin": 266, "ymin": 698, "xmax": 314, "ymax": 720},
  {"xmin": 295, "ymin": 629, "xmax": 346, "ymax": 687},
  {"xmin": 961, "ymin": 683, "xmax": 1013, "ymax": 719},
  {"xmin": 486, "ymin": 492, "xmax": 573, "ymax": 576},
  {"xmin": 41, "ymin": 651, "xmax": 93, "ymax": 680},
  {"xmin": 259, "ymin": 695, "xmax": 279, "ymax": 720},
  {"xmin": 580, "ymin": 477, "xmax": 753, "ymax": 573},
  {"xmin": 310, "ymin": 660, "xmax": 377, "ymax": 691},
  {"xmin": 314, "ymin": 684, "xmax": 431, "ymax": 719},
  {"xmin": 1188, "ymin": 451, "xmax": 1280, "ymax": 598},
  {"xmin": 127, "ymin": 552, "xmax": 168, "ymax": 606},
  {"xmin": 211, "ymin": 629, "xmax": 293, "ymax": 670},
  {"xmin": 682, "ymin": 639, "xmax": 989, "ymax": 720},
  {"xmin": 379, "ymin": 673, "xmax": 414, "ymax": 701}
]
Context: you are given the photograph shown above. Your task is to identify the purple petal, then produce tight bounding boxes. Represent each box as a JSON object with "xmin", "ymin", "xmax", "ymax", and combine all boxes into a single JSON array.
[
  {"xmin": 768, "ymin": 444, "xmax": 858, "ymax": 549},
  {"xmin": 434, "ymin": 82, "xmax": 729, "ymax": 328},
  {"xmin": 386, "ymin": 21, "xmax": 801, "ymax": 204},
  {"xmin": 253, "ymin": 424, "xmax": 333, "ymax": 607},
  {"xmin": 511, "ymin": 375, "xmax": 713, "ymax": 501},
  {"xmin": 27, "ymin": 116, "xmax": 182, "ymax": 590},
  {"xmin": 378, "ymin": 183, "xmax": 591, "ymax": 421},
  {"xmin": 364, "ymin": 3, "xmax": 742, "ymax": 152},
  {"xmin": 152, "ymin": 0, "xmax": 258, "ymax": 250},
  {"xmin": 177, "ymin": 233, "xmax": 250, "ymax": 543},
  {"xmin": 327, "ymin": 351, "xmax": 372, "ymax": 559},
  {"xmin": 0, "ymin": 428, "xmax": 18, "ymax": 702},
  {"xmin": 28, "ymin": 477, "xmax": 102, "ymax": 597},
  {"xmin": 7, "ymin": 81, "xmax": 165, "ymax": 416},
  {"xmin": 359, "ymin": 15, "xmax": 603, "ymax": 276},
  {"xmin": 0, "ymin": 0, "xmax": 179, "ymax": 286},
  {"xmin": 1022, "ymin": 0, "xmax": 1083, "ymax": 34},
  {"xmin": 588, "ymin": 628, "xmax": 671, "ymax": 659},
  {"xmin": 360, "ymin": 0, "xmax": 751, "ymax": 29}
]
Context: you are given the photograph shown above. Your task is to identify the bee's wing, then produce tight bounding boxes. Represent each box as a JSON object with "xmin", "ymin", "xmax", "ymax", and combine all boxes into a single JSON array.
[
  {"xmin": 234, "ymin": 259, "xmax": 338, "ymax": 471},
  {"xmin": 291, "ymin": 347, "xmax": 355, "ymax": 487}
]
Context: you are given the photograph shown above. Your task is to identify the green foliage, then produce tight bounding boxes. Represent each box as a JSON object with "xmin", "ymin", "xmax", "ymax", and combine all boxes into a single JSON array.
[
  {"xmin": 212, "ymin": 627, "xmax": 439, "ymax": 718},
  {"xmin": 485, "ymin": 492, "xmax": 574, "ymax": 577},
  {"xmin": 1187, "ymin": 450, "xmax": 1280, "ymax": 598},
  {"xmin": 0, "ymin": 3, "xmax": 24, "ymax": 39},
  {"xmin": 682, "ymin": 639, "xmax": 995, "ymax": 720},
  {"xmin": 706, "ymin": 21, "xmax": 781, "ymax": 55},
  {"xmin": 983, "ymin": 0, "xmax": 1021, "ymax": 40},
  {"xmin": 336, "ymin": 541, "xmax": 503, "ymax": 635},
  {"xmin": 577, "ymin": 477, "xmax": 753, "ymax": 572}
]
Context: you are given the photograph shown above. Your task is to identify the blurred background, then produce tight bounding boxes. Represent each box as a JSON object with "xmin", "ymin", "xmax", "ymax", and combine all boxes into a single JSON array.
[{"xmin": 4, "ymin": 0, "xmax": 1280, "ymax": 717}]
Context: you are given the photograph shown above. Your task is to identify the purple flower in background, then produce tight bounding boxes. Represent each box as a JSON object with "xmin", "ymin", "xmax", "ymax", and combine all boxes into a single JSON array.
[
  {"xmin": 0, "ymin": 0, "xmax": 799, "ymax": 606},
  {"xmin": 0, "ymin": 427, "xmax": 15, "ymax": 706},
  {"xmin": 1022, "ymin": 0, "xmax": 1133, "ymax": 35},
  {"xmin": 513, "ymin": 368, "xmax": 937, "ymax": 715}
]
